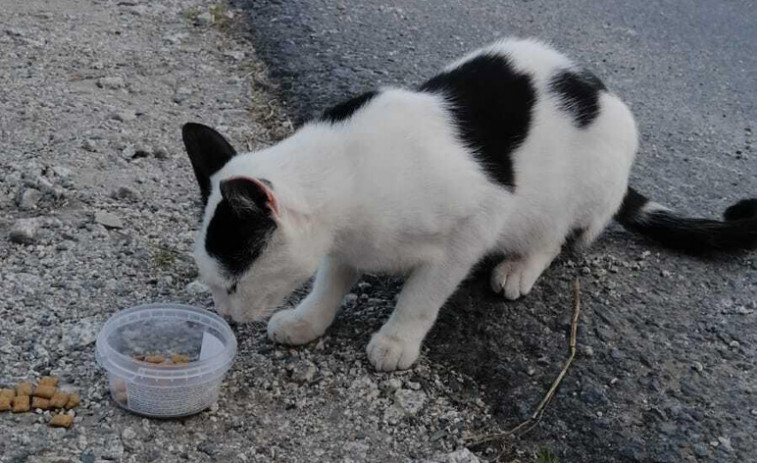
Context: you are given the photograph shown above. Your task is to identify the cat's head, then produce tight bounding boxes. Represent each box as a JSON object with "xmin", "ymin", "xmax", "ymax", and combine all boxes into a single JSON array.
[{"xmin": 182, "ymin": 123, "xmax": 317, "ymax": 322}]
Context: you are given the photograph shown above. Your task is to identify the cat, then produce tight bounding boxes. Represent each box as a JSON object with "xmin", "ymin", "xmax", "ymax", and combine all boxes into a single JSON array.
[{"xmin": 182, "ymin": 38, "xmax": 757, "ymax": 372}]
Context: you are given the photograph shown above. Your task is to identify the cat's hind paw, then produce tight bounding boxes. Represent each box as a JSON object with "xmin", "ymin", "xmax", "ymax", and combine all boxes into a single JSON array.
[
  {"xmin": 366, "ymin": 331, "xmax": 420, "ymax": 372},
  {"xmin": 490, "ymin": 252, "xmax": 555, "ymax": 301},
  {"xmin": 267, "ymin": 309, "xmax": 323, "ymax": 345}
]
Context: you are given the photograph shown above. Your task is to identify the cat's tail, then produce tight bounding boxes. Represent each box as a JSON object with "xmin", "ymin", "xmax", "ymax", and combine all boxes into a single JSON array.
[{"xmin": 614, "ymin": 187, "xmax": 757, "ymax": 253}]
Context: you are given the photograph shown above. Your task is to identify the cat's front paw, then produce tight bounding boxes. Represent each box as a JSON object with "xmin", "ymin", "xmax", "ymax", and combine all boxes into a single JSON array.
[
  {"xmin": 267, "ymin": 309, "xmax": 323, "ymax": 345},
  {"xmin": 366, "ymin": 331, "xmax": 420, "ymax": 372}
]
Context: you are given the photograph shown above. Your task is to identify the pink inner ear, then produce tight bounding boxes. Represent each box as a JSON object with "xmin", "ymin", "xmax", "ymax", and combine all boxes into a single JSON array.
[{"xmin": 248, "ymin": 177, "xmax": 280, "ymax": 216}]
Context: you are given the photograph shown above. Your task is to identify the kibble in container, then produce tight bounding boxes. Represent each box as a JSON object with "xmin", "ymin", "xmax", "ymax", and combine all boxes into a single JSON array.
[{"xmin": 95, "ymin": 303, "xmax": 236, "ymax": 417}]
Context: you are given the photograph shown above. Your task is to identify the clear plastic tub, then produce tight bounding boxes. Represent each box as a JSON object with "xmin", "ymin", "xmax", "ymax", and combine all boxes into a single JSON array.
[{"xmin": 95, "ymin": 303, "xmax": 236, "ymax": 417}]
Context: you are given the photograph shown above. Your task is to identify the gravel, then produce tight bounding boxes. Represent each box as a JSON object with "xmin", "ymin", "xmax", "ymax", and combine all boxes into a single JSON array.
[{"xmin": 0, "ymin": 1, "xmax": 493, "ymax": 462}]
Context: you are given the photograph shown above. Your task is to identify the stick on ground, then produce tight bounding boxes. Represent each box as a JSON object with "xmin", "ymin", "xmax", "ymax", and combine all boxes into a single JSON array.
[{"xmin": 466, "ymin": 278, "xmax": 582, "ymax": 446}]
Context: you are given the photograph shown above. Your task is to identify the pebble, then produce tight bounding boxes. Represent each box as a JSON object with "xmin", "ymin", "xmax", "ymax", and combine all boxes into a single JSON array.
[
  {"xmin": 691, "ymin": 361, "xmax": 704, "ymax": 372},
  {"xmin": 693, "ymin": 443, "xmax": 709, "ymax": 458},
  {"xmin": 223, "ymin": 51, "xmax": 245, "ymax": 61},
  {"xmin": 111, "ymin": 185, "xmax": 141, "ymax": 202},
  {"xmin": 82, "ymin": 138, "xmax": 98, "ymax": 152},
  {"xmin": 580, "ymin": 345, "xmax": 594, "ymax": 357},
  {"xmin": 197, "ymin": 441, "xmax": 218, "ymax": 457},
  {"xmin": 153, "ymin": 146, "xmax": 170, "ymax": 160},
  {"xmin": 290, "ymin": 360, "xmax": 317, "ymax": 384},
  {"xmin": 111, "ymin": 110, "xmax": 137, "ymax": 122},
  {"xmin": 97, "ymin": 76, "xmax": 125, "ymax": 89},
  {"xmin": 9, "ymin": 218, "xmax": 40, "ymax": 244},
  {"xmin": 717, "ymin": 436, "xmax": 733, "ymax": 452},
  {"xmin": 18, "ymin": 188, "xmax": 42, "ymax": 209},
  {"xmin": 394, "ymin": 389, "xmax": 426, "ymax": 415},
  {"xmin": 185, "ymin": 280, "xmax": 210, "ymax": 295},
  {"xmin": 195, "ymin": 12, "xmax": 213, "ymax": 26},
  {"xmin": 94, "ymin": 210, "xmax": 124, "ymax": 229}
]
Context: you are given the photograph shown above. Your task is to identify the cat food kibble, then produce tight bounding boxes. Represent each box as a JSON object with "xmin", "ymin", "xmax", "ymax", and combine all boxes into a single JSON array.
[
  {"xmin": 65, "ymin": 393, "xmax": 81, "ymax": 409},
  {"xmin": 0, "ymin": 388, "xmax": 15, "ymax": 400},
  {"xmin": 49, "ymin": 414, "xmax": 74, "ymax": 428},
  {"xmin": 171, "ymin": 354, "xmax": 190, "ymax": 364},
  {"xmin": 16, "ymin": 382, "xmax": 33, "ymax": 397},
  {"xmin": 34, "ymin": 385, "xmax": 56, "ymax": 399},
  {"xmin": 145, "ymin": 354, "xmax": 166, "ymax": 364},
  {"xmin": 12, "ymin": 395, "xmax": 30, "ymax": 413},
  {"xmin": 39, "ymin": 376, "xmax": 59, "ymax": 387},
  {"xmin": 32, "ymin": 397, "xmax": 51, "ymax": 410},
  {"xmin": 0, "ymin": 397, "xmax": 11, "ymax": 412},
  {"xmin": 50, "ymin": 391, "xmax": 69, "ymax": 409}
]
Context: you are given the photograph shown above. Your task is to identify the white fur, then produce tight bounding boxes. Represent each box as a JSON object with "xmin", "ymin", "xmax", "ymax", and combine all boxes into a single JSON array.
[{"xmin": 194, "ymin": 38, "xmax": 638, "ymax": 371}]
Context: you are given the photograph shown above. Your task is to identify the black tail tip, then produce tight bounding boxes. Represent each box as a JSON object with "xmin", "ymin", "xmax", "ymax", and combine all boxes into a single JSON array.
[{"xmin": 724, "ymin": 198, "xmax": 757, "ymax": 222}]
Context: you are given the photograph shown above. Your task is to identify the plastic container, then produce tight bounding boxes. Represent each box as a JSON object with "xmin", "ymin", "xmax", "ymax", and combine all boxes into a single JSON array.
[{"xmin": 95, "ymin": 303, "xmax": 236, "ymax": 417}]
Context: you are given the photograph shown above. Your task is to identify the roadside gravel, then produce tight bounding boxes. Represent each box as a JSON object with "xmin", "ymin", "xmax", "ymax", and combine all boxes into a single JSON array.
[{"xmin": 0, "ymin": 1, "xmax": 490, "ymax": 462}]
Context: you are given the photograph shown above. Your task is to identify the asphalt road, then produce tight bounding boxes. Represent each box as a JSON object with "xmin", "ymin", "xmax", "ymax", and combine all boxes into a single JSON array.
[{"xmin": 235, "ymin": 1, "xmax": 756, "ymax": 461}]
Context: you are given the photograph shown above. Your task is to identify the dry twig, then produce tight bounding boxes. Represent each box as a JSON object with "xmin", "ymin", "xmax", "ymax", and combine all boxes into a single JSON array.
[{"xmin": 466, "ymin": 279, "xmax": 582, "ymax": 447}]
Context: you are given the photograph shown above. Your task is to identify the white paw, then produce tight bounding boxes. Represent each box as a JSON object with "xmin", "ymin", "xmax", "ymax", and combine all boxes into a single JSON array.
[
  {"xmin": 366, "ymin": 331, "xmax": 420, "ymax": 372},
  {"xmin": 267, "ymin": 309, "xmax": 323, "ymax": 345},
  {"xmin": 490, "ymin": 257, "xmax": 544, "ymax": 301}
]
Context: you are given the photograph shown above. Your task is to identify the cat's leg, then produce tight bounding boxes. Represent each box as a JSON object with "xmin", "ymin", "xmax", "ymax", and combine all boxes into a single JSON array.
[
  {"xmin": 268, "ymin": 257, "xmax": 360, "ymax": 345},
  {"xmin": 490, "ymin": 246, "xmax": 560, "ymax": 301},
  {"xmin": 367, "ymin": 260, "xmax": 474, "ymax": 371}
]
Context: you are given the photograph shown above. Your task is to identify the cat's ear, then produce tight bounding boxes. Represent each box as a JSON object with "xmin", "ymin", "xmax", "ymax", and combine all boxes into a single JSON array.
[
  {"xmin": 182, "ymin": 122, "xmax": 237, "ymax": 204},
  {"xmin": 220, "ymin": 177, "xmax": 280, "ymax": 217}
]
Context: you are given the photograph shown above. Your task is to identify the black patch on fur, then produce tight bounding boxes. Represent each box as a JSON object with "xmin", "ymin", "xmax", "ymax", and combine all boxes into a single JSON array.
[
  {"xmin": 419, "ymin": 54, "xmax": 535, "ymax": 189},
  {"xmin": 550, "ymin": 70, "xmax": 606, "ymax": 128},
  {"xmin": 724, "ymin": 198, "xmax": 757, "ymax": 221},
  {"xmin": 205, "ymin": 199, "xmax": 277, "ymax": 277},
  {"xmin": 321, "ymin": 91, "xmax": 379, "ymax": 123},
  {"xmin": 615, "ymin": 187, "xmax": 757, "ymax": 253}
]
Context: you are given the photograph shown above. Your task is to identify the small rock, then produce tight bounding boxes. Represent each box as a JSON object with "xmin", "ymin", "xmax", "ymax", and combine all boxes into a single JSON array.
[
  {"xmin": 18, "ymin": 188, "xmax": 42, "ymax": 209},
  {"xmin": 343, "ymin": 293, "xmax": 358, "ymax": 305},
  {"xmin": 112, "ymin": 186, "xmax": 141, "ymax": 202},
  {"xmin": 153, "ymin": 146, "xmax": 170, "ymax": 160},
  {"xmin": 394, "ymin": 389, "xmax": 426, "ymax": 415},
  {"xmin": 692, "ymin": 443, "xmax": 709, "ymax": 458},
  {"xmin": 62, "ymin": 317, "xmax": 100, "ymax": 349},
  {"xmin": 195, "ymin": 12, "xmax": 213, "ymax": 26},
  {"xmin": 197, "ymin": 442, "xmax": 217, "ymax": 457},
  {"xmin": 660, "ymin": 270, "xmax": 672, "ymax": 278},
  {"xmin": 223, "ymin": 51, "xmax": 245, "ymax": 61},
  {"xmin": 381, "ymin": 378, "xmax": 403, "ymax": 392},
  {"xmin": 691, "ymin": 361, "xmax": 704, "ymax": 372},
  {"xmin": 717, "ymin": 436, "xmax": 733, "ymax": 452},
  {"xmin": 185, "ymin": 280, "xmax": 209, "ymax": 295},
  {"xmin": 82, "ymin": 138, "xmax": 98, "ymax": 152},
  {"xmin": 111, "ymin": 110, "xmax": 137, "ymax": 122},
  {"xmin": 97, "ymin": 76, "xmax": 125, "ymax": 89},
  {"xmin": 9, "ymin": 218, "xmax": 40, "ymax": 244},
  {"xmin": 94, "ymin": 210, "xmax": 124, "ymax": 229},
  {"xmin": 121, "ymin": 427, "xmax": 137, "ymax": 442},
  {"xmin": 580, "ymin": 345, "xmax": 594, "ymax": 357},
  {"xmin": 526, "ymin": 367, "xmax": 536, "ymax": 376},
  {"xmin": 290, "ymin": 360, "xmax": 317, "ymax": 384}
]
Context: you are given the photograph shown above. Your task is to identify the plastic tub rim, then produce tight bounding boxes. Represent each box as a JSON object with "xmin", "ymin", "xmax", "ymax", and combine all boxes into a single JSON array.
[{"xmin": 95, "ymin": 302, "xmax": 237, "ymax": 381}]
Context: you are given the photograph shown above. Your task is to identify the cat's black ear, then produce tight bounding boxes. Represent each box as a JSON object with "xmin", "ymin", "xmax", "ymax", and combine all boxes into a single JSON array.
[
  {"xmin": 220, "ymin": 177, "xmax": 280, "ymax": 217},
  {"xmin": 182, "ymin": 122, "xmax": 237, "ymax": 204}
]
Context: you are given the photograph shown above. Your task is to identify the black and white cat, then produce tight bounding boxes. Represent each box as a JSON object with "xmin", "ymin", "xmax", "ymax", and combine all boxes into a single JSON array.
[{"xmin": 182, "ymin": 38, "xmax": 757, "ymax": 371}]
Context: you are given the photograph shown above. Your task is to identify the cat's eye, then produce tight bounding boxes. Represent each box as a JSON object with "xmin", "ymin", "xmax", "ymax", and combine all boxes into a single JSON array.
[{"xmin": 227, "ymin": 283, "xmax": 238, "ymax": 295}]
